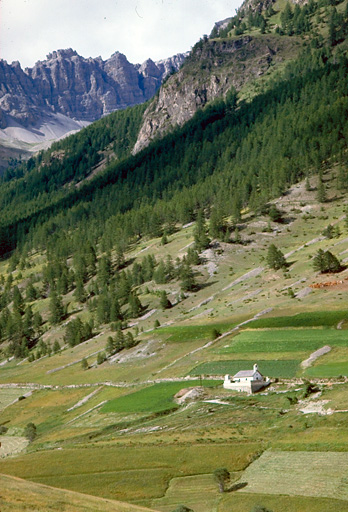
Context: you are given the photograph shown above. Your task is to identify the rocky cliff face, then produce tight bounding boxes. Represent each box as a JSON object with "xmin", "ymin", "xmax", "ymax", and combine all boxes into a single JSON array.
[
  {"xmin": 0, "ymin": 49, "xmax": 186, "ymax": 129},
  {"xmin": 133, "ymin": 34, "xmax": 297, "ymax": 154}
]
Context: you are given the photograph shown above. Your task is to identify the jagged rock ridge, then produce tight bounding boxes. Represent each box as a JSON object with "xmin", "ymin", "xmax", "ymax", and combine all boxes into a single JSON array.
[{"xmin": 0, "ymin": 49, "xmax": 187, "ymax": 129}]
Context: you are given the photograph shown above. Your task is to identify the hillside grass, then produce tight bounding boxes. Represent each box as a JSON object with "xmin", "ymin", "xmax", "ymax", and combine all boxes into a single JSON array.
[
  {"xmin": 101, "ymin": 380, "xmax": 219, "ymax": 414},
  {"xmin": 250, "ymin": 310, "xmax": 348, "ymax": 328},
  {"xmin": 219, "ymin": 493, "xmax": 348, "ymax": 512},
  {"xmin": 219, "ymin": 328, "xmax": 348, "ymax": 354},
  {"xmin": 152, "ymin": 473, "xmax": 222, "ymax": 512},
  {"xmin": 0, "ymin": 443, "xmax": 259, "ymax": 504},
  {"xmin": 238, "ymin": 450, "xmax": 348, "ymax": 500},
  {"xmin": 190, "ymin": 359, "xmax": 301, "ymax": 378},
  {"xmin": 0, "ymin": 473, "xmax": 155, "ymax": 512}
]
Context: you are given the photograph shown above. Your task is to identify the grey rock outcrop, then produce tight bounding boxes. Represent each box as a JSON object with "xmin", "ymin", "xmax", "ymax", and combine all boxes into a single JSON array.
[
  {"xmin": 0, "ymin": 49, "xmax": 186, "ymax": 129},
  {"xmin": 133, "ymin": 34, "xmax": 293, "ymax": 154}
]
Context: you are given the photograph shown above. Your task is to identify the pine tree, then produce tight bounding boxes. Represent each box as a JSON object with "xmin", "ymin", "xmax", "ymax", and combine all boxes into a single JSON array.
[
  {"xmin": 194, "ymin": 210, "xmax": 210, "ymax": 252},
  {"xmin": 12, "ymin": 286, "xmax": 24, "ymax": 314},
  {"xmin": 49, "ymin": 292, "xmax": 64, "ymax": 325},
  {"xmin": 159, "ymin": 290, "xmax": 172, "ymax": 310},
  {"xmin": 74, "ymin": 276, "xmax": 86, "ymax": 303},
  {"xmin": 267, "ymin": 244, "xmax": 287, "ymax": 270},
  {"xmin": 53, "ymin": 340, "xmax": 61, "ymax": 354},
  {"xmin": 154, "ymin": 260, "xmax": 167, "ymax": 284},
  {"xmin": 128, "ymin": 293, "xmax": 142, "ymax": 318},
  {"xmin": 312, "ymin": 249, "xmax": 341, "ymax": 273},
  {"xmin": 317, "ymin": 176, "xmax": 327, "ymax": 203},
  {"xmin": 180, "ymin": 262, "xmax": 197, "ymax": 292}
]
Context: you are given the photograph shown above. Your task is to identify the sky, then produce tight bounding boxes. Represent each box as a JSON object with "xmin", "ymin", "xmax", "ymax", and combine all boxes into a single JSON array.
[{"xmin": 0, "ymin": 0, "xmax": 241, "ymax": 68}]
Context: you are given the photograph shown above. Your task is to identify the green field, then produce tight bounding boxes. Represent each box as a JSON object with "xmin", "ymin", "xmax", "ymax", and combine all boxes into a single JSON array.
[
  {"xmin": 238, "ymin": 450, "xmax": 348, "ymax": 500},
  {"xmin": 0, "ymin": 443, "xmax": 259, "ymax": 504},
  {"xmin": 152, "ymin": 474, "xmax": 220, "ymax": 512},
  {"xmin": 250, "ymin": 311, "xmax": 348, "ymax": 329},
  {"xmin": 306, "ymin": 361, "xmax": 348, "ymax": 377},
  {"xmin": 101, "ymin": 380, "xmax": 219, "ymax": 414},
  {"xmin": 219, "ymin": 329, "xmax": 348, "ymax": 354},
  {"xmin": 190, "ymin": 359, "xmax": 301, "ymax": 378}
]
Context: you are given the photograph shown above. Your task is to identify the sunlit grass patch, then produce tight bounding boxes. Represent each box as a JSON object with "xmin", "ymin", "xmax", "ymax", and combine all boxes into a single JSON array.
[{"xmin": 101, "ymin": 380, "xmax": 219, "ymax": 414}]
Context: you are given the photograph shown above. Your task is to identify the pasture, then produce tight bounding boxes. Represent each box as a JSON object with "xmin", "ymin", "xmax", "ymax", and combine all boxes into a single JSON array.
[
  {"xmin": 0, "ymin": 436, "xmax": 28, "ymax": 458},
  {"xmin": 101, "ymin": 380, "xmax": 220, "ymax": 414},
  {"xmin": 157, "ymin": 321, "xmax": 237, "ymax": 343},
  {"xmin": 152, "ymin": 474, "xmax": 220, "ymax": 512},
  {"xmin": 237, "ymin": 450, "xmax": 348, "ymax": 500},
  {"xmin": 0, "ymin": 443, "xmax": 259, "ymax": 505},
  {"xmin": 219, "ymin": 493, "xmax": 348, "ymax": 512},
  {"xmin": 219, "ymin": 328, "xmax": 348, "ymax": 354},
  {"xmin": 190, "ymin": 359, "xmax": 300, "ymax": 378},
  {"xmin": 0, "ymin": 473, "xmax": 154, "ymax": 512},
  {"xmin": 250, "ymin": 310, "xmax": 348, "ymax": 329},
  {"xmin": 0, "ymin": 387, "xmax": 33, "ymax": 411}
]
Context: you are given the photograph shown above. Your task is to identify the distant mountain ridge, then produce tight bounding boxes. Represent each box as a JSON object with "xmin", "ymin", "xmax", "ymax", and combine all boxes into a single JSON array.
[
  {"xmin": 0, "ymin": 49, "xmax": 186, "ymax": 126},
  {"xmin": 0, "ymin": 48, "xmax": 186, "ymax": 168}
]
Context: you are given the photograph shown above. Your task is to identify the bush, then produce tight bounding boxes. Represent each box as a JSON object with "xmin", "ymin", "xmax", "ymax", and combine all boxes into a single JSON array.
[
  {"xmin": 97, "ymin": 352, "xmax": 106, "ymax": 365},
  {"xmin": 24, "ymin": 422, "xmax": 37, "ymax": 442}
]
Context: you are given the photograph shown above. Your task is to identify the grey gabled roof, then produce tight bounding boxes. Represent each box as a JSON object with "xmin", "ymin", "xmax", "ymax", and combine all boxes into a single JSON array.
[{"xmin": 233, "ymin": 370, "xmax": 255, "ymax": 378}]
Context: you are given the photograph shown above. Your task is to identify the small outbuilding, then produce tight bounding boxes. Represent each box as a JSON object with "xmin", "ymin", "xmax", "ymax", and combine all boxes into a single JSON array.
[{"xmin": 223, "ymin": 363, "xmax": 270, "ymax": 394}]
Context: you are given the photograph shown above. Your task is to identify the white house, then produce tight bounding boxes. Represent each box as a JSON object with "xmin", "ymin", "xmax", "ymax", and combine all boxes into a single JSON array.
[{"xmin": 223, "ymin": 363, "xmax": 270, "ymax": 394}]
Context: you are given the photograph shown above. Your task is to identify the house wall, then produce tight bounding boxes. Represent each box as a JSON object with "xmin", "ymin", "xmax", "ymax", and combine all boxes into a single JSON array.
[{"xmin": 223, "ymin": 375, "xmax": 270, "ymax": 394}]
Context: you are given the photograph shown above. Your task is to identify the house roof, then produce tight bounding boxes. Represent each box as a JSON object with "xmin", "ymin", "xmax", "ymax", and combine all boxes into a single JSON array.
[{"xmin": 233, "ymin": 370, "xmax": 256, "ymax": 378}]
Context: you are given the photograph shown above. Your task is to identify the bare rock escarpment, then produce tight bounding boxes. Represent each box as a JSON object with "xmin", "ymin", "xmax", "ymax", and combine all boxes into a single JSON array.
[{"xmin": 133, "ymin": 35, "xmax": 296, "ymax": 154}]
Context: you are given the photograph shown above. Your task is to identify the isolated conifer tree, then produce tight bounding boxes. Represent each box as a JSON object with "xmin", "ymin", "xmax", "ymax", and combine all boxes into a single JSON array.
[
  {"xmin": 180, "ymin": 262, "xmax": 197, "ymax": 292},
  {"xmin": 159, "ymin": 290, "xmax": 172, "ymax": 310},
  {"xmin": 128, "ymin": 293, "xmax": 142, "ymax": 318},
  {"xmin": 317, "ymin": 176, "xmax": 327, "ymax": 203},
  {"xmin": 194, "ymin": 210, "xmax": 210, "ymax": 252},
  {"xmin": 267, "ymin": 244, "xmax": 287, "ymax": 270},
  {"xmin": 312, "ymin": 249, "xmax": 341, "ymax": 273}
]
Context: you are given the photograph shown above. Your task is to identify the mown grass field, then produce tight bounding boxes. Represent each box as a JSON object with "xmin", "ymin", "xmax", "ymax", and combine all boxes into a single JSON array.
[
  {"xmin": 0, "ymin": 387, "xmax": 32, "ymax": 411},
  {"xmin": 0, "ymin": 443, "xmax": 259, "ymax": 505},
  {"xmin": 152, "ymin": 474, "xmax": 221, "ymax": 512},
  {"xmin": 219, "ymin": 493, "xmax": 348, "ymax": 512},
  {"xmin": 219, "ymin": 328, "xmax": 348, "ymax": 354},
  {"xmin": 238, "ymin": 450, "xmax": 348, "ymax": 500},
  {"xmin": 190, "ymin": 359, "xmax": 301, "ymax": 378},
  {"xmin": 101, "ymin": 380, "xmax": 220, "ymax": 414}
]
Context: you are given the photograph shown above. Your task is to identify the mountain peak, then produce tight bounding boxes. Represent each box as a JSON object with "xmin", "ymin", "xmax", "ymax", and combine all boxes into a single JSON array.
[{"xmin": 45, "ymin": 48, "xmax": 79, "ymax": 61}]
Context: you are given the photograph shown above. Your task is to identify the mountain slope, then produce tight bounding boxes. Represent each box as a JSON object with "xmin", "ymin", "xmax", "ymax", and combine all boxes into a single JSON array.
[
  {"xmin": 0, "ymin": 50, "xmax": 186, "ymax": 170},
  {"xmin": 0, "ymin": 473, "xmax": 157, "ymax": 512}
]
